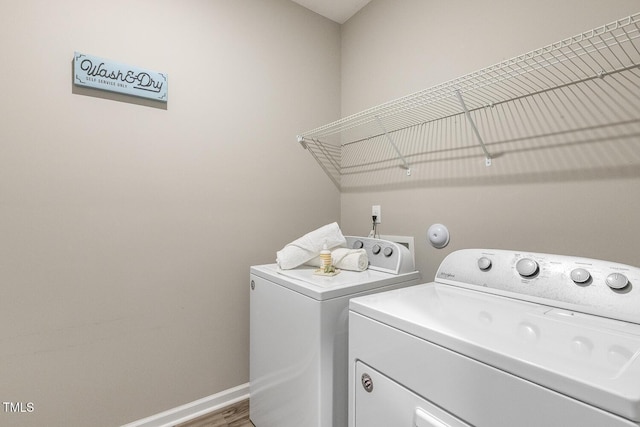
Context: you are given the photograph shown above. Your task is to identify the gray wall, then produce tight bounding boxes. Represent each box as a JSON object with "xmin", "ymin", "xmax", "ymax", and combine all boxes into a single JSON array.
[
  {"xmin": 0, "ymin": 1, "xmax": 340, "ymax": 426},
  {"xmin": 339, "ymin": 0, "xmax": 640, "ymax": 279}
]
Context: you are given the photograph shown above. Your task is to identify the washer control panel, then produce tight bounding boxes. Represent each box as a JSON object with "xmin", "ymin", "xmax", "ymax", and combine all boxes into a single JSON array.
[
  {"xmin": 436, "ymin": 249, "xmax": 640, "ymax": 324},
  {"xmin": 346, "ymin": 236, "xmax": 415, "ymax": 275}
]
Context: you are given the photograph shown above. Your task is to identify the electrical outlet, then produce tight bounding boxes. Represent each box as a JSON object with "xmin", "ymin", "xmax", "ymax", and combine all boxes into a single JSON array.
[{"xmin": 372, "ymin": 205, "xmax": 381, "ymax": 223}]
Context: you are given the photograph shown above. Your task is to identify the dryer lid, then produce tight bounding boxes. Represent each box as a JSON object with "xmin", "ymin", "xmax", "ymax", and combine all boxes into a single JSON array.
[
  {"xmin": 349, "ymin": 282, "xmax": 640, "ymax": 422},
  {"xmin": 251, "ymin": 264, "xmax": 420, "ymax": 300}
]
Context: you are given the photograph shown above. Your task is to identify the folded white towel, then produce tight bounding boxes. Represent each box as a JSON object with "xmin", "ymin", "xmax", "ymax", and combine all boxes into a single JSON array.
[
  {"xmin": 305, "ymin": 248, "xmax": 369, "ymax": 272},
  {"xmin": 332, "ymin": 248, "xmax": 369, "ymax": 271},
  {"xmin": 276, "ymin": 222, "xmax": 347, "ymax": 270}
]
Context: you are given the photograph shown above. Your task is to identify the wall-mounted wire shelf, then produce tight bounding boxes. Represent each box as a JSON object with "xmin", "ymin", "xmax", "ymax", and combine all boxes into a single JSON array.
[{"xmin": 297, "ymin": 13, "xmax": 640, "ymax": 190}]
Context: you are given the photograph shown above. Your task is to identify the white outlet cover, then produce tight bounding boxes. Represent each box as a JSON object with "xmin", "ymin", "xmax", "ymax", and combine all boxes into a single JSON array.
[
  {"xmin": 427, "ymin": 224, "xmax": 450, "ymax": 248},
  {"xmin": 372, "ymin": 205, "xmax": 381, "ymax": 223}
]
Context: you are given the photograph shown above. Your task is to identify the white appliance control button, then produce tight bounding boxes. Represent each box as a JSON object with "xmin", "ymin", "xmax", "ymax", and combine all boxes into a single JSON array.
[
  {"xmin": 570, "ymin": 268, "xmax": 591, "ymax": 284},
  {"xmin": 478, "ymin": 257, "xmax": 492, "ymax": 271},
  {"xmin": 516, "ymin": 258, "xmax": 539, "ymax": 277},
  {"xmin": 606, "ymin": 273, "xmax": 629, "ymax": 290},
  {"xmin": 383, "ymin": 247, "xmax": 393, "ymax": 257},
  {"xmin": 353, "ymin": 240, "xmax": 364, "ymax": 249},
  {"xmin": 372, "ymin": 244, "xmax": 381, "ymax": 255}
]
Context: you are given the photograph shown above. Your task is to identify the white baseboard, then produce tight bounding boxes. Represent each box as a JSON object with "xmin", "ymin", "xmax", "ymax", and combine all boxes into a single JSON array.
[{"xmin": 121, "ymin": 383, "xmax": 250, "ymax": 427}]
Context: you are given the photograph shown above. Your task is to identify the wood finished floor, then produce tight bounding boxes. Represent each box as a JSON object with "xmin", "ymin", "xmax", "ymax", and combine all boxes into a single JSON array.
[{"xmin": 175, "ymin": 399, "xmax": 254, "ymax": 427}]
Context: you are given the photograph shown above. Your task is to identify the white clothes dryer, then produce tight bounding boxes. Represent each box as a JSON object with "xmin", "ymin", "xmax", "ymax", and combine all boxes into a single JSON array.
[
  {"xmin": 250, "ymin": 236, "xmax": 421, "ymax": 427},
  {"xmin": 349, "ymin": 249, "xmax": 640, "ymax": 427}
]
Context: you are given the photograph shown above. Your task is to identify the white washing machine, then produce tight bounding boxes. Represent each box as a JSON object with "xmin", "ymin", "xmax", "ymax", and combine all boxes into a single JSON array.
[
  {"xmin": 349, "ymin": 249, "xmax": 640, "ymax": 427},
  {"xmin": 250, "ymin": 236, "xmax": 421, "ymax": 427}
]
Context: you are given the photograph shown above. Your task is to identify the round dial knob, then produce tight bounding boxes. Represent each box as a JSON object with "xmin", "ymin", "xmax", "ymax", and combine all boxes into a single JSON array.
[
  {"xmin": 353, "ymin": 240, "xmax": 364, "ymax": 249},
  {"xmin": 516, "ymin": 258, "xmax": 539, "ymax": 277},
  {"xmin": 383, "ymin": 247, "xmax": 393, "ymax": 257},
  {"xmin": 606, "ymin": 273, "xmax": 629, "ymax": 290},
  {"xmin": 477, "ymin": 257, "xmax": 492, "ymax": 271},
  {"xmin": 372, "ymin": 244, "xmax": 381, "ymax": 255},
  {"xmin": 570, "ymin": 268, "xmax": 591, "ymax": 284}
]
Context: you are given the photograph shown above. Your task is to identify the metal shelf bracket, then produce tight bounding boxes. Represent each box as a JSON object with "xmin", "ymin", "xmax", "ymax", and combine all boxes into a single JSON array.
[
  {"xmin": 455, "ymin": 90, "xmax": 492, "ymax": 166},
  {"xmin": 375, "ymin": 116, "xmax": 412, "ymax": 176}
]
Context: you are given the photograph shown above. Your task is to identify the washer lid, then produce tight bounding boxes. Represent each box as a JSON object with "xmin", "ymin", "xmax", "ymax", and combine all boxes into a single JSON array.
[
  {"xmin": 250, "ymin": 264, "xmax": 420, "ymax": 300},
  {"xmin": 349, "ymin": 282, "xmax": 640, "ymax": 421}
]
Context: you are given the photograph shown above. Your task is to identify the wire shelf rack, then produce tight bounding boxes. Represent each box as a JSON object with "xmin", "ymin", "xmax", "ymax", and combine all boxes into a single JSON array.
[{"xmin": 297, "ymin": 13, "xmax": 640, "ymax": 190}]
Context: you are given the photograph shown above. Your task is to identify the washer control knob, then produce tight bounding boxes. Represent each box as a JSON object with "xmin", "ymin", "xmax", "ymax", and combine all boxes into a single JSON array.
[
  {"xmin": 383, "ymin": 247, "xmax": 393, "ymax": 257},
  {"xmin": 570, "ymin": 268, "xmax": 591, "ymax": 284},
  {"xmin": 372, "ymin": 244, "xmax": 381, "ymax": 255},
  {"xmin": 353, "ymin": 240, "xmax": 364, "ymax": 249},
  {"xmin": 606, "ymin": 273, "xmax": 629, "ymax": 290},
  {"xmin": 516, "ymin": 258, "xmax": 539, "ymax": 277},
  {"xmin": 478, "ymin": 257, "xmax": 492, "ymax": 271}
]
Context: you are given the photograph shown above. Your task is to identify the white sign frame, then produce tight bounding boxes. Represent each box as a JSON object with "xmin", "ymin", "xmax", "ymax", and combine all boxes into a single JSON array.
[{"xmin": 73, "ymin": 52, "xmax": 168, "ymax": 102}]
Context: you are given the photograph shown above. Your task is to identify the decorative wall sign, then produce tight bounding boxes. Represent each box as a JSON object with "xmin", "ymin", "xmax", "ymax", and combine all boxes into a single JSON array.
[{"xmin": 73, "ymin": 52, "xmax": 168, "ymax": 102}]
